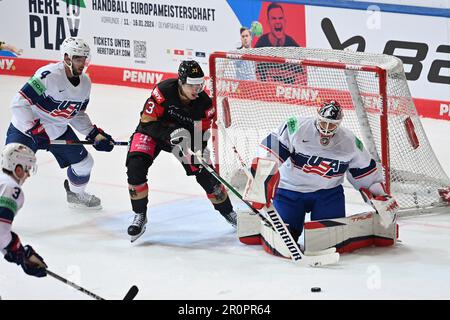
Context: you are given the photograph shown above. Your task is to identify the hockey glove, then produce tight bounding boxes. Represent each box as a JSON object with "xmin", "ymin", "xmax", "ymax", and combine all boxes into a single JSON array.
[
  {"xmin": 360, "ymin": 184, "xmax": 399, "ymax": 228},
  {"xmin": 4, "ymin": 232, "xmax": 47, "ymax": 277},
  {"xmin": 86, "ymin": 125, "xmax": 115, "ymax": 152},
  {"xmin": 245, "ymin": 158, "xmax": 280, "ymax": 210},
  {"xmin": 170, "ymin": 128, "xmax": 192, "ymax": 158},
  {"xmin": 438, "ymin": 188, "xmax": 450, "ymax": 203},
  {"xmin": 167, "ymin": 105, "xmax": 194, "ymax": 132},
  {"xmin": 26, "ymin": 120, "xmax": 50, "ymax": 150}
]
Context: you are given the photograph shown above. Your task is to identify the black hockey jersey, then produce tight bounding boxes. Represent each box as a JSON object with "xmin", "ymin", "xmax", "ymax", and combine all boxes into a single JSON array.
[{"xmin": 135, "ymin": 79, "xmax": 214, "ymax": 144}]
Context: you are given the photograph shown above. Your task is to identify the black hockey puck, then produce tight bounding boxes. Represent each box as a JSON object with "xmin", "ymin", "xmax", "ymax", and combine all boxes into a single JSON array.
[{"xmin": 311, "ymin": 287, "xmax": 321, "ymax": 293}]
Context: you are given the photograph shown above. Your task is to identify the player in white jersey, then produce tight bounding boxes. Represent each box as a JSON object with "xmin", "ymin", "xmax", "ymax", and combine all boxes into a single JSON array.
[
  {"xmin": 248, "ymin": 100, "xmax": 398, "ymax": 241},
  {"xmin": 0, "ymin": 143, "xmax": 47, "ymax": 278},
  {"xmin": 5, "ymin": 37, "xmax": 115, "ymax": 209}
]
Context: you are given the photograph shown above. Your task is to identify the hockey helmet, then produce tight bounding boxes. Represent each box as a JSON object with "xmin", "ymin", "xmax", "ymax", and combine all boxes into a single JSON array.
[
  {"xmin": 61, "ymin": 37, "xmax": 91, "ymax": 60},
  {"xmin": 316, "ymin": 100, "xmax": 343, "ymax": 136},
  {"xmin": 1, "ymin": 143, "xmax": 37, "ymax": 184},
  {"xmin": 178, "ymin": 60, "xmax": 205, "ymax": 85}
]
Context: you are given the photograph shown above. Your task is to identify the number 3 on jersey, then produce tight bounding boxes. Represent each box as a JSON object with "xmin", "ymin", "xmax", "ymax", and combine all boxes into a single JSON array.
[
  {"xmin": 143, "ymin": 98, "xmax": 163, "ymax": 118},
  {"xmin": 12, "ymin": 187, "xmax": 21, "ymax": 200},
  {"xmin": 144, "ymin": 100, "xmax": 156, "ymax": 115}
]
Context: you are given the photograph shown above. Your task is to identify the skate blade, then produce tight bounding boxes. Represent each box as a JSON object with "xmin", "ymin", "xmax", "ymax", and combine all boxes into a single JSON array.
[
  {"xmin": 130, "ymin": 225, "xmax": 147, "ymax": 243},
  {"xmin": 68, "ymin": 203, "xmax": 102, "ymax": 210}
]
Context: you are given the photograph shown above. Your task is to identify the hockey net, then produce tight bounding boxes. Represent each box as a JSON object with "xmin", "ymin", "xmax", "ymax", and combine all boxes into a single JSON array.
[{"xmin": 209, "ymin": 47, "xmax": 450, "ymax": 216}]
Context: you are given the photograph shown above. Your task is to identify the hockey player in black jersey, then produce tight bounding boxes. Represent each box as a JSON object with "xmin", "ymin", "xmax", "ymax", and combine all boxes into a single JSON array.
[{"xmin": 125, "ymin": 60, "xmax": 237, "ymax": 242}]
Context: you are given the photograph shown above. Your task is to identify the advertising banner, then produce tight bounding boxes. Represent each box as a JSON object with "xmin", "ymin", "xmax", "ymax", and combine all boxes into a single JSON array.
[{"xmin": 0, "ymin": 0, "xmax": 243, "ymax": 87}]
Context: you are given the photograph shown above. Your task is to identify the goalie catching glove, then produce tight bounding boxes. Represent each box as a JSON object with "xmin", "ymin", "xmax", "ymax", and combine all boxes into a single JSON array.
[
  {"xmin": 360, "ymin": 182, "xmax": 399, "ymax": 228},
  {"xmin": 244, "ymin": 158, "xmax": 280, "ymax": 210}
]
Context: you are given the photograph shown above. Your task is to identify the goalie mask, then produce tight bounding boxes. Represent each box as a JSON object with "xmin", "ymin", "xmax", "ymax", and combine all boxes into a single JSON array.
[
  {"xmin": 316, "ymin": 100, "xmax": 343, "ymax": 137},
  {"xmin": 178, "ymin": 60, "xmax": 205, "ymax": 96},
  {"xmin": 61, "ymin": 37, "xmax": 91, "ymax": 76},
  {"xmin": 1, "ymin": 143, "xmax": 37, "ymax": 185}
]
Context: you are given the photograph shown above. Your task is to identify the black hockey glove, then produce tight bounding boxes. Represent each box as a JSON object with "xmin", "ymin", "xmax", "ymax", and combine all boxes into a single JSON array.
[
  {"xmin": 167, "ymin": 105, "xmax": 194, "ymax": 131},
  {"xmin": 4, "ymin": 232, "xmax": 47, "ymax": 278},
  {"xmin": 86, "ymin": 125, "xmax": 115, "ymax": 152},
  {"xmin": 26, "ymin": 120, "xmax": 50, "ymax": 150}
]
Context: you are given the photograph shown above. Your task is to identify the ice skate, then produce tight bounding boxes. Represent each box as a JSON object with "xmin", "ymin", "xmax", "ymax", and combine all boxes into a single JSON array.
[
  {"xmin": 64, "ymin": 179, "xmax": 102, "ymax": 210},
  {"xmin": 221, "ymin": 210, "xmax": 237, "ymax": 228},
  {"xmin": 128, "ymin": 212, "xmax": 147, "ymax": 243}
]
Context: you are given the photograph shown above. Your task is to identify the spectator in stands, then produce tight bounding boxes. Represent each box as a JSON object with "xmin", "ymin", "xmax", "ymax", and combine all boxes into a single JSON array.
[
  {"xmin": 238, "ymin": 27, "xmax": 253, "ymax": 50},
  {"xmin": 0, "ymin": 41, "xmax": 23, "ymax": 55}
]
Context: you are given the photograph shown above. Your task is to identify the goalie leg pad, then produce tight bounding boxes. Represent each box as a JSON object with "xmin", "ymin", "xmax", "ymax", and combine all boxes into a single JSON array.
[
  {"xmin": 260, "ymin": 221, "xmax": 291, "ymax": 259},
  {"xmin": 237, "ymin": 211, "xmax": 262, "ymax": 245},
  {"xmin": 304, "ymin": 212, "xmax": 398, "ymax": 254}
]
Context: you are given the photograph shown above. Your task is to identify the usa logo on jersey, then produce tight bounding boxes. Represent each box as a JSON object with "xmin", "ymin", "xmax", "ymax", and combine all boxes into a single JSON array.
[
  {"xmin": 49, "ymin": 101, "xmax": 83, "ymax": 119},
  {"xmin": 293, "ymin": 154, "xmax": 349, "ymax": 179}
]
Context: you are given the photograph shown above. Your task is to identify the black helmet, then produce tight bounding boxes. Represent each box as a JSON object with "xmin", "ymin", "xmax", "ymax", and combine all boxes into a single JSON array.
[
  {"xmin": 316, "ymin": 100, "xmax": 343, "ymax": 136},
  {"xmin": 178, "ymin": 60, "xmax": 204, "ymax": 85}
]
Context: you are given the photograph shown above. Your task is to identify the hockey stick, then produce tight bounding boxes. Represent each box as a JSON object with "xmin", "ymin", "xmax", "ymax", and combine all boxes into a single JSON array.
[
  {"xmin": 188, "ymin": 149, "xmax": 339, "ymax": 267},
  {"xmin": 47, "ymin": 269, "xmax": 139, "ymax": 300},
  {"xmin": 50, "ymin": 140, "xmax": 129, "ymax": 146}
]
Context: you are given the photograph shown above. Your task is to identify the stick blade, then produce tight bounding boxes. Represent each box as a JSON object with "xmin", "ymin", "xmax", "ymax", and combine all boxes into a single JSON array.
[
  {"xmin": 123, "ymin": 285, "xmax": 139, "ymax": 300},
  {"xmin": 304, "ymin": 252, "xmax": 340, "ymax": 267}
]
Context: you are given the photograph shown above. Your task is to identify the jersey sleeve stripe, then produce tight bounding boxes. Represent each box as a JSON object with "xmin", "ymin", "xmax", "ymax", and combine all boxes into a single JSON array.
[
  {"xmin": 81, "ymin": 99, "xmax": 89, "ymax": 111},
  {"xmin": 259, "ymin": 144, "xmax": 284, "ymax": 163},
  {"xmin": 0, "ymin": 207, "xmax": 15, "ymax": 224},
  {"xmin": 19, "ymin": 90, "xmax": 35, "ymax": 106},
  {"xmin": 0, "ymin": 196, "xmax": 18, "ymax": 214},
  {"xmin": 20, "ymin": 82, "xmax": 45, "ymax": 105},
  {"xmin": 261, "ymin": 133, "xmax": 291, "ymax": 162},
  {"xmin": 349, "ymin": 159, "xmax": 378, "ymax": 179}
]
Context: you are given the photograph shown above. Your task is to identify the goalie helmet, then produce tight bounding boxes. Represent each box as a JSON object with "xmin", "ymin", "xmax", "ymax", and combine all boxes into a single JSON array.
[
  {"xmin": 1, "ymin": 143, "xmax": 37, "ymax": 184},
  {"xmin": 178, "ymin": 60, "xmax": 205, "ymax": 85},
  {"xmin": 61, "ymin": 37, "xmax": 90, "ymax": 60},
  {"xmin": 316, "ymin": 100, "xmax": 343, "ymax": 136}
]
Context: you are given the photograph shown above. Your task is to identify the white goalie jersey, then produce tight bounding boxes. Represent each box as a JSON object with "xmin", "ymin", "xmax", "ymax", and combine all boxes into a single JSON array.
[
  {"xmin": 257, "ymin": 116, "xmax": 384, "ymax": 193},
  {"xmin": 10, "ymin": 62, "xmax": 94, "ymax": 139}
]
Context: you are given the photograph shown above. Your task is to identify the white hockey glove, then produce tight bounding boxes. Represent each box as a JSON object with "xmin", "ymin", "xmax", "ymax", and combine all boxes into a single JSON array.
[
  {"xmin": 360, "ymin": 183, "xmax": 399, "ymax": 228},
  {"xmin": 170, "ymin": 128, "xmax": 191, "ymax": 157}
]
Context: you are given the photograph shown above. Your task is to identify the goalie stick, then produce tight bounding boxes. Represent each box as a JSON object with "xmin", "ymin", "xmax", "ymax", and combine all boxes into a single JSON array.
[
  {"xmin": 50, "ymin": 140, "xmax": 129, "ymax": 146},
  {"xmin": 47, "ymin": 269, "xmax": 139, "ymax": 300},
  {"xmin": 188, "ymin": 148, "xmax": 339, "ymax": 267}
]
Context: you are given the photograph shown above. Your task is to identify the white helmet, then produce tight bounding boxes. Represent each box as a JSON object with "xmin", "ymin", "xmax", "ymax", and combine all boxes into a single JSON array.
[
  {"xmin": 1, "ymin": 143, "xmax": 37, "ymax": 184},
  {"xmin": 316, "ymin": 100, "xmax": 344, "ymax": 136},
  {"xmin": 61, "ymin": 37, "xmax": 90, "ymax": 60}
]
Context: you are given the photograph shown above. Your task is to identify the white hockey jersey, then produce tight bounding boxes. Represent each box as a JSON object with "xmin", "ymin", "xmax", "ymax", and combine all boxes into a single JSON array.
[
  {"xmin": 0, "ymin": 173, "xmax": 24, "ymax": 252},
  {"xmin": 10, "ymin": 62, "xmax": 94, "ymax": 139},
  {"xmin": 257, "ymin": 116, "xmax": 383, "ymax": 193}
]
